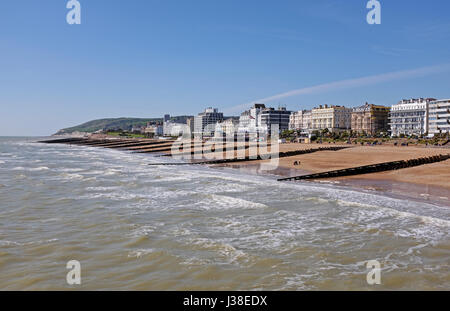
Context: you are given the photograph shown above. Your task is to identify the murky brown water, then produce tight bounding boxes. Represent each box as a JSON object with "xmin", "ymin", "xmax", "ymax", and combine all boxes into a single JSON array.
[{"xmin": 0, "ymin": 137, "xmax": 449, "ymax": 290}]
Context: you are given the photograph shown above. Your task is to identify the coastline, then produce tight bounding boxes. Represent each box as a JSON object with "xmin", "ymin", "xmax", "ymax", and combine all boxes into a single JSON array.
[
  {"xmin": 213, "ymin": 162, "xmax": 450, "ymax": 207},
  {"xmin": 37, "ymin": 137, "xmax": 450, "ymax": 206},
  {"xmin": 211, "ymin": 143, "xmax": 450, "ymax": 206},
  {"xmin": 3, "ymin": 136, "xmax": 450, "ymax": 290}
]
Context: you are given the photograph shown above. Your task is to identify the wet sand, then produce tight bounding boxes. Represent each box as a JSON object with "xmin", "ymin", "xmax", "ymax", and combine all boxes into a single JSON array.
[
  {"xmin": 235, "ymin": 143, "xmax": 450, "ymax": 188},
  {"xmin": 58, "ymin": 137, "xmax": 450, "ymax": 204},
  {"xmin": 214, "ymin": 143, "xmax": 450, "ymax": 206},
  {"xmin": 214, "ymin": 162, "xmax": 450, "ymax": 207}
]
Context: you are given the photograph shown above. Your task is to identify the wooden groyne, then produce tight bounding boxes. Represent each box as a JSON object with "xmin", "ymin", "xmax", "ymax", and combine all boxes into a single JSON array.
[
  {"xmin": 148, "ymin": 146, "xmax": 350, "ymax": 166},
  {"xmin": 45, "ymin": 138, "xmax": 133, "ymax": 146},
  {"xmin": 38, "ymin": 138, "xmax": 245, "ymax": 155},
  {"xmin": 83, "ymin": 140, "xmax": 154, "ymax": 147},
  {"xmin": 277, "ymin": 154, "xmax": 450, "ymax": 181},
  {"xmin": 150, "ymin": 143, "xmax": 252, "ymax": 156},
  {"xmin": 133, "ymin": 143, "xmax": 204, "ymax": 153},
  {"xmin": 73, "ymin": 140, "xmax": 129, "ymax": 146},
  {"xmin": 134, "ymin": 141, "xmax": 270, "ymax": 154},
  {"xmin": 38, "ymin": 139, "xmax": 350, "ymax": 167},
  {"xmin": 38, "ymin": 137, "xmax": 88, "ymax": 144},
  {"xmin": 39, "ymin": 138, "xmax": 174, "ymax": 149},
  {"xmin": 101, "ymin": 141, "xmax": 175, "ymax": 149}
]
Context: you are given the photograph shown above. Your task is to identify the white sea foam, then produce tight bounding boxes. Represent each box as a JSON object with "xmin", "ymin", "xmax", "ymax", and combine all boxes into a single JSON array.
[
  {"xmin": 85, "ymin": 186, "xmax": 120, "ymax": 192},
  {"xmin": 196, "ymin": 183, "xmax": 253, "ymax": 194},
  {"xmin": 149, "ymin": 175, "xmax": 193, "ymax": 183},
  {"xmin": 57, "ymin": 168, "xmax": 84, "ymax": 173},
  {"xmin": 337, "ymin": 198, "xmax": 450, "ymax": 227},
  {"xmin": 179, "ymin": 256, "xmax": 210, "ymax": 266},
  {"xmin": 130, "ymin": 223, "xmax": 165, "ymax": 237},
  {"xmin": 2, "ymin": 138, "xmax": 449, "ymax": 290},
  {"xmin": 195, "ymin": 194, "xmax": 268, "ymax": 210},
  {"xmin": 104, "ymin": 168, "xmax": 122, "ymax": 176},
  {"xmin": 302, "ymin": 196, "xmax": 331, "ymax": 204},
  {"xmin": 81, "ymin": 170, "xmax": 105, "ymax": 175},
  {"xmin": 283, "ymin": 273, "xmax": 319, "ymax": 290},
  {"xmin": 406, "ymin": 243, "xmax": 429, "ymax": 255},
  {"xmin": 60, "ymin": 173, "xmax": 84, "ymax": 180},
  {"xmin": 0, "ymin": 238, "xmax": 58, "ymax": 247},
  {"xmin": 0, "ymin": 240, "xmax": 20, "ymax": 246},
  {"xmin": 188, "ymin": 237, "xmax": 251, "ymax": 265},
  {"xmin": 31, "ymin": 166, "xmax": 50, "ymax": 171},
  {"xmin": 40, "ymin": 218, "xmax": 61, "ymax": 223},
  {"xmin": 11, "ymin": 166, "xmax": 49, "ymax": 172},
  {"xmin": 128, "ymin": 249, "xmax": 155, "ymax": 258}
]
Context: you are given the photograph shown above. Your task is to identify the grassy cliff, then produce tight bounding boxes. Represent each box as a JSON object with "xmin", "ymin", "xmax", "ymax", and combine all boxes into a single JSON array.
[
  {"xmin": 54, "ymin": 116, "xmax": 194, "ymax": 135},
  {"xmin": 54, "ymin": 118, "xmax": 162, "ymax": 135}
]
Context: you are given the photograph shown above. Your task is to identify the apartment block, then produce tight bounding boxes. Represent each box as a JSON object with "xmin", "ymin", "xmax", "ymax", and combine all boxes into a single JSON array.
[
  {"xmin": 194, "ymin": 107, "xmax": 224, "ymax": 137},
  {"xmin": 238, "ymin": 103, "xmax": 266, "ymax": 133},
  {"xmin": 389, "ymin": 98, "xmax": 435, "ymax": 137},
  {"xmin": 259, "ymin": 106, "xmax": 292, "ymax": 134},
  {"xmin": 289, "ymin": 110, "xmax": 311, "ymax": 131},
  {"xmin": 351, "ymin": 103, "xmax": 390, "ymax": 135},
  {"xmin": 239, "ymin": 104, "xmax": 291, "ymax": 135},
  {"xmin": 311, "ymin": 105, "xmax": 351, "ymax": 132},
  {"xmin": 428, "ymin": 99, "xmax": 450, "ymax": 136}
]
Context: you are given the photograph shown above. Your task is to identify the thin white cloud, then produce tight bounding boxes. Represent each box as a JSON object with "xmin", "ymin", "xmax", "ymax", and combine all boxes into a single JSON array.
[
  {"xmin": 223, "ymin": 63, "xmax": 450, "ymax": 114},
  {"xmin": 371, "ymin": 45, "xmax": 421, "ymax": 57}
]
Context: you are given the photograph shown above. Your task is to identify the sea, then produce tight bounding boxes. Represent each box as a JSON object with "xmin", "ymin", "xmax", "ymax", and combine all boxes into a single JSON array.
[{"xmin": 0, "ymin": 136, "xmax": 449, "ymax": 290}]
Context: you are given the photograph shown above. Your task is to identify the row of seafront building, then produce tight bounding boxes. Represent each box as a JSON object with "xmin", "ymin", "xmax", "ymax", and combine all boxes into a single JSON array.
[
  {"xmin": 288, "ymin": 98, "xmax": 450, "ymax": 137},
  {"xmin": 289, "ymin": 103, "xmax": 388, "ymax": 135},
  {"xmin": 156, "ymin": 98, "xmax": 450, "ymax": 139},
  {"xmin": 161, "ymin": 105, "xmax": 292, "ymax": 138},
  {"xmin": 389, "ymin": 98, "xmax": 450, "ymax": 137},
  {"xmin": 429, "ymin": 99, "xmax": 450, "ymax": 135}
]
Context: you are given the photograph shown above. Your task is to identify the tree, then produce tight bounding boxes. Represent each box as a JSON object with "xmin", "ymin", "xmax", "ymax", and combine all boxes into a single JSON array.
[
  {"xmin": 321, "ymin": 128, "xmax": 330, "ymax": 137},
  {"xmin": 281, "ymin": 130, "xmax": 295, "ymax": 139},
  {"xmin": 340, "ymin": 131, "xmax": 350, "ymax": 139}
]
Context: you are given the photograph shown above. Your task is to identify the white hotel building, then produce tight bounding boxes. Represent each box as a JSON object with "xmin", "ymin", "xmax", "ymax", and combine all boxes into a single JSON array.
[
  {"xmin": 311, "ymin": 105, "xmax": 351, "ymax": 132},
  {"xmin": 428, "ymin": 99, "xmax": 450, "ymax": 136},
  {"xmin": 289, "ymin": 110, "xmax": 312, "ymax": 133},
  {"xmin": 194, "ymin": 107, "xmax": 224, "ymax": 137},
  {"xmin": 238, "ymin": 104, "xmax": 291, "ymax": 135},
  {"xmin": 238, "ymin": 103, "xmax": 266, "ymax": 134},
  {"xmin": 389, "ymin": 98, "xmax": 434, "ymax": 137}
]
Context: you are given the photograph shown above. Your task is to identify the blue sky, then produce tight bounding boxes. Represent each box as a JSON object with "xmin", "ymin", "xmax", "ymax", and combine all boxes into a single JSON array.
[{"xmin": 1, "ymin": 0, "xmax": 450, "ymax": 136}]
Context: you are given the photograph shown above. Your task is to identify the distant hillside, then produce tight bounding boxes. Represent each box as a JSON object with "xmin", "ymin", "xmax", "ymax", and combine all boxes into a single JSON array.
[
  {"xmin": 54, "ymin": 118, "xmax": 162, "ymax": 135},
  {"xmin": 54, "ymin": 116, "xmax": 195, "ymax": 135}
]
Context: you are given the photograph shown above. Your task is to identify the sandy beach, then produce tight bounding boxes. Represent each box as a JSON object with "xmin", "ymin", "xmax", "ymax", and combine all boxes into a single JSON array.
[
  {"xmin": 84, "ymin": 136, "xmax": 450, "ymax": 190},
  {"xmin": 50, "ymin": 136, "xmax": 450, "ymax": 203},
  {"xmin": 228, "ymin": 143, "xmax": 450, "ymax": 185},
  {"xmin": 4, "ymin": 136, "xmax": 450, "ymax": 291},
  {"xmin": 217, "ymin": 143, "xmax": 450, "ymax": 203},
  {"xmin": 275, "ymin": 143, "xmax": 450, "ymax": 188}
]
